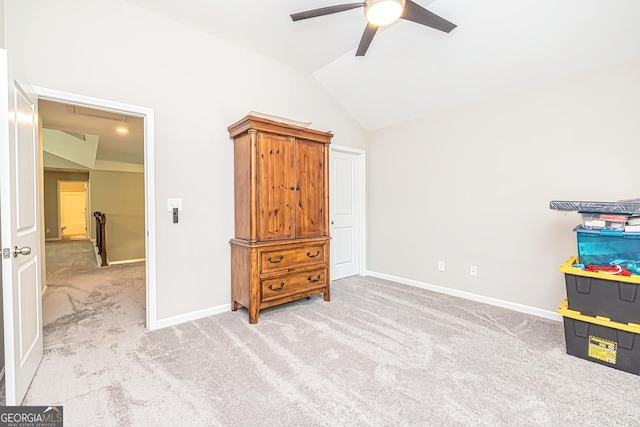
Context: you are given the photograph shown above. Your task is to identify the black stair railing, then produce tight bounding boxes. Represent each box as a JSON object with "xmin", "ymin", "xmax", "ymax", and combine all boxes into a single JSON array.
[{"xmin": 93, "ymin": 211, "xmax": 108, "ymax": 266}]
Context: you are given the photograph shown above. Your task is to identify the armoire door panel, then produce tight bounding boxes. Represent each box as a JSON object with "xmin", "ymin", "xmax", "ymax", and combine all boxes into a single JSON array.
[
  {"xmin": 295, "ymin": 139, "xmax": 325, "ymax": 238},
  {"xmin": 258, "ymin": 133, "xmax": 295, "ymax": 240}
]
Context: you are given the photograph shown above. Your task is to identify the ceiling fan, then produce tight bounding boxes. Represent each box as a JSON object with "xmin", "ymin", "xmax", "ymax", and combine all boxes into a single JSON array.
[{"xmin": 291, "ymin": 0, "xmax": 456, "ymax": 56}]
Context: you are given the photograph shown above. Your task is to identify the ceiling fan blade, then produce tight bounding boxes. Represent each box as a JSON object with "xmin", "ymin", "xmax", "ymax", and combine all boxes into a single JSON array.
[
  {"xmin": 291, "ymin": 3, "xmax": 365, "ymax": 21},
  {"xmin": 401, "ymin": 0, "xmax": 456, "ymax": 33},
  {"xmin": 356, "ymin": 23, "xmax": 378, "ymax": 56}
]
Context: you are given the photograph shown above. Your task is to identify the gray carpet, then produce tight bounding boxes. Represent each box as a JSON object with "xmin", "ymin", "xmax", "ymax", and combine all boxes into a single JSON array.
[{"xmin": 22, "ymin": 240, "xmax": 640, "ymax": 426}]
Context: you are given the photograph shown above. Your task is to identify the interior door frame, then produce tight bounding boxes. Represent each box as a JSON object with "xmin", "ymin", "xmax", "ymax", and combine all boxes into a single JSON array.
[
  {"xmin": 329, "ymin": 144, "xmax": 367, "ymax": 277},
  {"xmin": 56, "ymin": 179, "xmax": 90, "ymax": 240},
  {"xmin": 33, "ymin": 86, "xmax": 159, "ymax": 330}
]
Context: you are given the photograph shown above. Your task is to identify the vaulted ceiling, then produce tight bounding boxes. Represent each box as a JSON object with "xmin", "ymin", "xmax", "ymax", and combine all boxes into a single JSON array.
[{"xmin": 122, "ymin": 0, "xmax": 640, "ymax": 131}]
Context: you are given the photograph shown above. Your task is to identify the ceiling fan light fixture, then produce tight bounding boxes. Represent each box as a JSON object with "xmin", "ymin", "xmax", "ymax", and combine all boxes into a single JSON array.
[{"xmin": 365, "ymin": 0, "xmax": 405, "ymax": 26}]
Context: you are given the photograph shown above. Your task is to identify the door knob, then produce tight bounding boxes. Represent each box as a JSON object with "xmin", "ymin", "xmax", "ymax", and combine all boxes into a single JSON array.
[
  {"xmin": 331, "ymin": 221, "xmax": 335, "ymax": 225},
  {"xmin": 13, "ymin": 246, "xmax": 31, "ymax": 257}
]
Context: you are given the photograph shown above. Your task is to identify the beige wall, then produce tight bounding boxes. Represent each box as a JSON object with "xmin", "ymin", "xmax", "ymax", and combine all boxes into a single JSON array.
[
  {"xmin": 3, "ymin": 0, "xmax": 368, "ymax": 322},
  {"xmin": 0, "ymin": 0, "xmax": 4, "ymax": 48},
  {"xmin": 367, "ymin": 58, "xmax": 640, "ymax": 314},
  {"xmin": 43, "ymin": 170, "xmax": 89, "ymax": 239},
  {"xmin": 90, "ymin": 170, "xmax": 145, "ymax": 262}
]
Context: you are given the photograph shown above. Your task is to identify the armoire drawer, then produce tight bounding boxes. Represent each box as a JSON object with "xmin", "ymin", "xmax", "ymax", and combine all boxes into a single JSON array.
[
  {"xmin": 261, "ymin": 267, "xmax": 327, "ymax": 302},
  {"xmin": 260, "ymin": 244, "xmax": 325, "ymax": 273}
]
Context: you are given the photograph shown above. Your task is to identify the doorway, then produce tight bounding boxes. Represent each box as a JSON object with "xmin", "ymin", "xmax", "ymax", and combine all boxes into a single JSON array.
[
  {"xmin": 330, "ymin": 145, "xmax": 366, "ymax": 280},
  {"xmin": 57, "ymin": 180, "xmax": 89, "ymax": 240},
  {"xmin": 34, "ymin": 86, "xmax": 158, "ymax": 330}
]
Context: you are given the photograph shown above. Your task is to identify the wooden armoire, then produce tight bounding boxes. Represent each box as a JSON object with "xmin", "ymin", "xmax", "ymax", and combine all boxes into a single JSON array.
[{"xmin": 228, "ymin": 114, "xmax": 332, "ymax": 324}]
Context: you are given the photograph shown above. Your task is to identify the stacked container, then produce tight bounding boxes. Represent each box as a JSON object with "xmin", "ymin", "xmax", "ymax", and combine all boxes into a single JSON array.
[{"xmin": 550, "ymin": 200, "xmax": 640, "ymax": 375}]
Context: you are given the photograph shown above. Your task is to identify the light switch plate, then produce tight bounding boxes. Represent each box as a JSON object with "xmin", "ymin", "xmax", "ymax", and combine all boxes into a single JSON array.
[{"xmin": 167, "ymin": 198, "xmax": 183, "ymax": 212}]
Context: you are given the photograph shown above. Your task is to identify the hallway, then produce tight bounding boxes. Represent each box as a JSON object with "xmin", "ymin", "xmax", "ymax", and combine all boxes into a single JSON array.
[
  {"xmin": 42, "ymin": 240, "xmax": 145, "ymax": 327},
  {"xmin": 23, "ymin": 240, "xmax": 146, "ymax": 406}
]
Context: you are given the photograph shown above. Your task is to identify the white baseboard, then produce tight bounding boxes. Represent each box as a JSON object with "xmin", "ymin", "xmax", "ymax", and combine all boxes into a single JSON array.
[
  {"xmin": 152, "ymin": 273, "xmax": 560, "ymax": 330},
  {"xmin": 365, "ymin": 270, "xmax": 562, "ymax": 322},
  {"xmin": 109, "ymin": 258, "xmax": 145, "ymax": 265},
  {"xmin": 41, "ymin": 285, "xmax": 48, "ymax": 296},
  {"xmin": 45, "ymin": 237, "xmax": 61, "ymax": 242},
  {"xmin": 152, "ymin": 303, "xmax": 232, "ymax": 330}
]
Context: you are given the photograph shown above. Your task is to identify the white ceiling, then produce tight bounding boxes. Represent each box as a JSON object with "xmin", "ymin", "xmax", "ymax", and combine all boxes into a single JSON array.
[
  {"xmin": 123, "ymin": 1, "xmax": 640, "ymax": 130},
  {"xmin": 39, "ymin": 100, "xmax": 144, "ymax": 166}
]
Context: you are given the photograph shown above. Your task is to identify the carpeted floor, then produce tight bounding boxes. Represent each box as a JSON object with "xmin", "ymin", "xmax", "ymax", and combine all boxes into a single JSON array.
[{"xmin": 22, "ymin": 240, "xmax": 640, "ymax": 426}]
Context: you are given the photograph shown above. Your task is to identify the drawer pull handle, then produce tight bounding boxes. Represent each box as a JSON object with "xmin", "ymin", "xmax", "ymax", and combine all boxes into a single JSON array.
[
  {"xmin": 307, "ymin": 250, "xmax": 320, "ymax": 258},
  {"xmin": 267, "ymin": 255, "xmax": 284, "ymax": 264},
  {"xmin": 268, "ymin": 282, "xmax": 285, "ymax": 291},
  {"xmin": 307, "ymin": 274, "xmax": 321, "ymax": 283}
]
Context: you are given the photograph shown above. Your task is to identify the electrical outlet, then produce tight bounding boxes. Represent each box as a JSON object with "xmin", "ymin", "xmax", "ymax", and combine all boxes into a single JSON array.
[
  {"xmin": 438, "ymin": 260, "xmax": 445, "ymax": 272},
  {"xmin": 470, "ymin": 265, "xmax": 478, "ymax": 277}
]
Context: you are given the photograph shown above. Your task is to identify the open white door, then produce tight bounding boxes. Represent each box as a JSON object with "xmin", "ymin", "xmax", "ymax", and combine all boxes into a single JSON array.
[{"xmin": 0, "ymin": 49, "xmax": 44, "ymax": 405}]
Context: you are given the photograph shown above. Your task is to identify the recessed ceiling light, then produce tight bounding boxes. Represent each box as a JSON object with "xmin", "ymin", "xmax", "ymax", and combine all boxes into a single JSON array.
[{"xmin": 116, "ymin": 127, "xmax": 129, "ymax": 134}]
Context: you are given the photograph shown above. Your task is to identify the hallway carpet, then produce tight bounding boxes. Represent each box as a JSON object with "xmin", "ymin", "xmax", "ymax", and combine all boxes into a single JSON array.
[{"xmin": 23, "ymin": 240, "xmax": 640, "ymax": 426}]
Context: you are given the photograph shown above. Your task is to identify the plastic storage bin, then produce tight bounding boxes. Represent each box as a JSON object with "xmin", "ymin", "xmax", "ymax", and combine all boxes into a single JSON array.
[
  {"xmin": 574, "ymin": 226, "xmax": 640, "ymax": 275},
  {"xmin": 558, "ymin": 299, "xmax": 640, "ymax": 375},
  {"xmin": 580, "ymin": 213, "xmax": 627, "ymax": 230},
  {"xmin": 559, "ymin": 257, "xmax": 640, "ymax": 324}
]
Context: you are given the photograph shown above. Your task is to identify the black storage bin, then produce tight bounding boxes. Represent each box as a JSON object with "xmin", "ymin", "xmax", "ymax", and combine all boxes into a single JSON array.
[
  {"xmin": 560, "ymin": 257, "xmax": 640, "ymax": 325},
  {"xmin": 558, "ymin": 299, "xmax": 640, "ymax": 376}
]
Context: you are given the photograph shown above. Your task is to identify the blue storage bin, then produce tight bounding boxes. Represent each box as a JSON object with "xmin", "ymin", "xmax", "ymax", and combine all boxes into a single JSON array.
[{"xmin": 574, "ymin": 226, "xmax": 640, "ymax": 275}]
